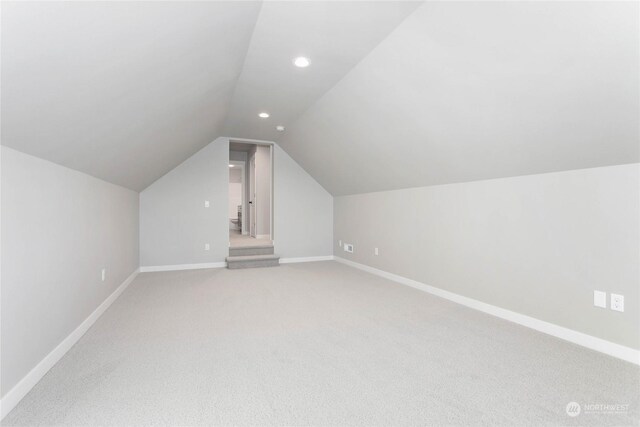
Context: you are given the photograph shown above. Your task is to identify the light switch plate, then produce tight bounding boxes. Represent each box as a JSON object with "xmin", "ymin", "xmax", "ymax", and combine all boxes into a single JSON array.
[
  {"xmin": 593, "ymin": 290, "xmax": 607, "ymax": 308},
  {"xmin": 611, "ymin": 294, "xmax": 624, "ymax": 312},
  {"xmin": 204, "ymin": 243, "xmax": 210, "ymax": 251},
  {"xmin": 374, "ymin": 247, "xmax": 379, "ymax": 256},
  {"xmin": 204, "ymin": 201, "xmax": 210, "ymax": 208}
]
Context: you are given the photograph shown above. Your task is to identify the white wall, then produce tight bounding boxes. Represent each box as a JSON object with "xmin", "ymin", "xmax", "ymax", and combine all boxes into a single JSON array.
[
  {"xmin": 229, "ymin": 167, "xmax": 242, "ymax": 184},
  {"xmin": 140, "ymin": 138, "xmax": 333, "ymax": 266},
  {"xmin": 228, "ymin": 182, "xmax": 242, "ymax": 223},
  {"xmin": 229, "ymin": 166, "xmax": 243, "ymax": 223},
  {"xmin": 139, "ymin": 137, "xmax": 229, "ymax": 266},
  {"xmin": 334, "ymin": 164, "xmax": 640, "ymax": 350},
  {"xmin": 1, "ymin": 146, "xmax": 140, "ymax": 397}
]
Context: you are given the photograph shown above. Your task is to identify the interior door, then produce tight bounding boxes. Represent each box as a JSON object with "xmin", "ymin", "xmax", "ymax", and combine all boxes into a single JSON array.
[{"xmin": 249, "ymin": 155, "xmax": 256, "ymax": 237}]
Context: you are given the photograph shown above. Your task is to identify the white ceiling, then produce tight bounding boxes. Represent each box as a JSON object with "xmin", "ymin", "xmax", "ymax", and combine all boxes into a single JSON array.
[
  {"xmin": 1, "ymin": 1, "xmax": 261, "ymax": 191},
  {"xmin": 1, "ymin": 1, "xmax": 420, "ymax": 191},
  {"xmin": 223, "ymin": 0, "xmax": 422, "ymax": 141},
  {"xmin": 2, "ymin": 1, "xmax": 637, "ymax": 194},
  {"xmin": 279, "ymin": 1, "xmax": 640, "ymax": 195}
]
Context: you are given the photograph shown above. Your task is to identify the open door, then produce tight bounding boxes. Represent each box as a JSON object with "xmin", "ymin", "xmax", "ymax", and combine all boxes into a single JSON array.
[
  {"xmin": 229, "ymin": 140, "xmax": 272, "ymax": 247},
  {"xmin": 249, "ymin": 155, "xmax": 257, "ymax": 237}
]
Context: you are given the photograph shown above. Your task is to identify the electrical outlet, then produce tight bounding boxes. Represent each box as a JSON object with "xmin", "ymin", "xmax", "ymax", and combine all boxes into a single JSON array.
[
  {"xmin": 593, "ymin": 290, "xmax": 607, "ymax": 308},
  {"xmin": 344, "ymin": 243, "xmax": 354, "ymax": 253},
  {"xmin": 374, "ymin": 247, "xmax": 379, "ymax": 256},
  {"xmin": 204, "ymin": 243, "xmax": 210, "ymax": 251},
  {"xmin": 204, "ymin": 200, "xmax": 210, "ymax": 208},
  {"xmin": 101, "ymin": 268, "xmax": 106, "ymax": 282},
  {"xmin": 611, "ymin": 294, "xmax": 624, "ymax": 312},
  {"xmin": 338, "ymin": 240, "xmax": 342, "ymax": 247}
]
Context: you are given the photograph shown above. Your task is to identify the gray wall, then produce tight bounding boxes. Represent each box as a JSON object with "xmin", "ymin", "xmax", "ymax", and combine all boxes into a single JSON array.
[
  {"xmin": 140, "ymin": 139, "xmax": 333, "ymax": 266},
  {"xmin": 229, "ymin": 151, "xmax": 247, "ymax": 162},
  {"xmin": 1, "ymin": 146, "xmax": 139, "ymax": 396},
  {"xmin": 140, "ymin": 137, "xmax": 229, "ymax": 266},
  {"xmin": 273, "ymin": 145, "xmax": 332, "ymax": 259},
  {"xmin": 334, "ymin": 164, "xmax": 639, "ymax": 349}
]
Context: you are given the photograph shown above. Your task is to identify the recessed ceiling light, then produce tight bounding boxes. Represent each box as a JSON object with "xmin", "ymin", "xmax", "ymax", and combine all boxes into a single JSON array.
[
  {"xmin": 229, "ymin": 164, "xmax": 234, "ymax": 168},
  {"xmin": 276, "ymin": 125, "xmax": 285, "ymax": 132},
  {"xmin": 258, "ymin": 112, "xmax": 270, "ymax": 118},
  {"xmin": 293, "ymin": 57, "xmax": 310, "ymax": 68}
]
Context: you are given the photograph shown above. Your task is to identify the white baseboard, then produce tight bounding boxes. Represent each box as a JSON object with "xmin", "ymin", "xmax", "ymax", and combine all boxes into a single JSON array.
[
  {"xmin": 139, "ymin": 262, "xmax": 226, "ymax": 272},
  {"xmin": 256, "ymin": 234, "xmax": 270, "ymax": 240},
  {"xmin": 280, "ymin": 255, "xmax": 334, "ymax": 264},
  {"xmin": 140, "ymin": 258, "xmax": 332, "ymax": 271},
  {"xmin": 0, "ymin": 268, "xmax": 140, "ymax": 420},
  {"xmin": 334, "ymin": 256, "xmax": 640, "ymax": 365}
]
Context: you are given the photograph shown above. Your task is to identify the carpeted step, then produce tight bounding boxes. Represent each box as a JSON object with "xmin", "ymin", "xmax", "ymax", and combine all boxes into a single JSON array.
[
  {"xmin": 229, "ymin": 245, "xmax": 274, "ymax": 257},
  {"xmin": 226, "ymin": 254, "xmax": 280, "ymax": 269}
]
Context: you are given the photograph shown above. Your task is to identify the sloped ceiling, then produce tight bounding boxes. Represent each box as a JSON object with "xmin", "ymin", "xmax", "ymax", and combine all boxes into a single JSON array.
[
  {"xmin": 223, "ymin": 0, "xmax": 422, "ymax": 141},
  {"xmin": 278, "ymin": 1, "xmax": 640, "ymax": 195},
  {"xmin": 1, "ymin": 1, "xmax": 421, "ymax": 191},
  {"xmin": 2, "ymin": 1, "xmax": 638, "ymax": 194},
  {"xmin": 1, "ymin": 1, "xmax": 261, "ymax": 191}
]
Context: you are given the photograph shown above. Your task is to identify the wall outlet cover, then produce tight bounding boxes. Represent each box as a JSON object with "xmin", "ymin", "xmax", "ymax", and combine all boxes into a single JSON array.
[
  {"xmin": 204, "ymin": 243, "xmax": 210, "ymax": 251},
  {"xmin": 593, "ymin": 290, "xmax": 607, "ymax": 308},
  {"xmin": 344, "ymin": 243, "xmax": 354, "ymax": 253},
  {"xmin": 374, "ymin": 247, "xmax": 379, "ymax": 256},
  {"xmin": 101, "ymin": 268, "xmax": 106, "ymax": 282},
  {"xmin": 204, "ymin": 200, "xmax": 210, "ymax": 208},
  {"xmin": 611, "ymin": 294, "xmax": 624, "ymax": 312}
]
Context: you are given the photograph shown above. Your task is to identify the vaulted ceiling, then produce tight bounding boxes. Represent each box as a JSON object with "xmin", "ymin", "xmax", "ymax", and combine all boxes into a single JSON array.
[
  {"xmin": 223, "ymin": 1, "xmax": 421, "ymax": 141},
  {"xmin": 1, "ymin": 1, "xmax": 420, "ymax": 191},
  {"xmin": 278, "ymin": 1, "xmax": 639, "ymax": 195},
  {"xmin": 2, "ymin": 1, "xmax": 638, "ymax": 194},
  {"xmin": 1, "ymin": 1, "xmax": 261, "ymax": 191}
]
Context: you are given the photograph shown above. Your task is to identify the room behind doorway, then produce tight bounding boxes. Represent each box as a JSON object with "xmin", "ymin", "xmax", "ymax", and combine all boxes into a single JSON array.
[{"xmin": 228, "ymin": 142, "xmax": 273, "ymax": 249}]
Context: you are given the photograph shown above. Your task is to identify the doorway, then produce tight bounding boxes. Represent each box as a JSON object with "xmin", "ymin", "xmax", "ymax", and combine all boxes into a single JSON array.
[
  {"xmin": 249, "ymin": 155, "xmax": 256, "ymax": 237},
  {"xmin": 228, "ymin": 141, "xmax": 273, "ymax": 248},
  {"xmin": 228, "ymin": 160, "xmax": 245, "ymax": 235}
]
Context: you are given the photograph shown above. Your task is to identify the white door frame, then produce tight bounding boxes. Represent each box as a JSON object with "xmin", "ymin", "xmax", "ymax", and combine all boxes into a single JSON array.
[
  {"xmin": 228, "ymin": 160, "xmax": 246, "ymax": 235},
  {"xmin": 229, "ymin": 138, "xmax": 274, "ymax": 241}
]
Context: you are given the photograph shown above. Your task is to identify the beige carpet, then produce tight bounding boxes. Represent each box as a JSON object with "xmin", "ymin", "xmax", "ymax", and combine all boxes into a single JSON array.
[{"xmin": 4, "ymin": 262, "xmax": 639, "ymax": 426}]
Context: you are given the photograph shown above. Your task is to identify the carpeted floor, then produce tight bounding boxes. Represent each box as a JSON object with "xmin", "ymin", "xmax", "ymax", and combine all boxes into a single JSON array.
[
  {"xmin": 3, "ymin": 261, "xmax": 639, "ymax": 426},
  {"xmin": 229, "ymin": 230, "xmax": 272, "ymax": 248}
]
